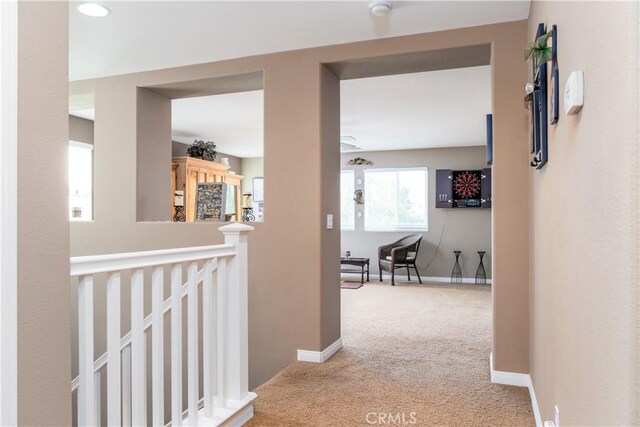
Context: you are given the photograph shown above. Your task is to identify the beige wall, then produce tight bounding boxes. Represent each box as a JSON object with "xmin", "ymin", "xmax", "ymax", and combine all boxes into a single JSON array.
[
  {"xmin": 341, "ymin": 147, "xmax": 492, "ymax": 279},
  {"xmin": 528, "ymin": 2, "xmax": 639, "ymax": 425},
  {"xmin": 137, "ymin": 88, "xmax": 172, "ymax": 221},
  {"xmin": 240, "ymin": 157, "xmax": 263, "ymax": 195},
  {"xmin": 70, "ymin": 20, "xmax": 530, "ymax": 388},
  {"xmin": 17, "ymin": 2, "xmax": 71, "ymax": 425},
  {"xmin": 69, "ymin": 115, "xmax": 94, "ymax": 145}
]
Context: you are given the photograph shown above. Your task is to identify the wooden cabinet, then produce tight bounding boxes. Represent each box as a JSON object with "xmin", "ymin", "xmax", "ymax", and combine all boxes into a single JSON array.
[{"xmin": 171, "ymin": 157, "xmax": 243, "ymax": 222}]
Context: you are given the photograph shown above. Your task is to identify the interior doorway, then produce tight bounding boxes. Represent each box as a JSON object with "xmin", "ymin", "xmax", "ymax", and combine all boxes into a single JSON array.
[{"xmin": 328, "ymin": 47, "xmax": 495, "ymax": 364}]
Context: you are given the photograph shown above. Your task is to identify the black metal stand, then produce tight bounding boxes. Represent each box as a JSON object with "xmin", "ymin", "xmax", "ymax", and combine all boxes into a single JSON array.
[
  {"xmin": 451, "ymin": 250, "xmax": 462, "ymax": 284},
  {"xmin": 475, "ymin": 251, "xmax": 487, "ymax": 285},
  {"xmin": 173, "ymin": 206, "xmax": 186, "ymax": 222},
  {"xmin": 242, "ymin": 207, "xmax": 255, "ymax": 222}
]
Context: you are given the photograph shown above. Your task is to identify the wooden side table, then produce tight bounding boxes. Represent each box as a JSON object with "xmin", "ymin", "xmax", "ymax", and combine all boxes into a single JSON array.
[{"xmin": 340, "ymin": 257, "xmax": 370, "ymax": 284}]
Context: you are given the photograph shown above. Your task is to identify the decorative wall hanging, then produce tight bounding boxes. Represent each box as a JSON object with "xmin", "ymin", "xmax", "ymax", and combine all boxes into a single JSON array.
[
  {"xmin": 525, "ymin": 23, "xmax": 550, "ymax": 169},
  {"xmin": 187, "ymin": 139, "xmax": 217, "ymax": 162},
  {"xmin": 346, "ymin": 157, "xmax": 373, "ymax": 166},
  {"xmin": 353, "ymin": 189, "xmax": 364, "ymax": 204},
  {"xmin": 195, "ymin": 182, "xmax": 226, "ymax": 221},
  {"xmin": 252, "ymin": 177, "xmax": 264, "ymax": 203},
  {"xmin": 549, "ymin": 25, "xmax": 559, "ymax": 125},
  {"xmin": 435, "ymin": 169, "xmax": 491, "ymax": 209},
  {"xmin": 486, "ymin": 114, "xmax": 493, "ymax": 166}
]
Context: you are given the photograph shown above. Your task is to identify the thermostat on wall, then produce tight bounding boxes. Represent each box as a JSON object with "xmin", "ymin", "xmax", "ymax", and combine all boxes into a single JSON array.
[{"xmin": 564, "ymin": 71, "xmax": 584, "ymax": 115}]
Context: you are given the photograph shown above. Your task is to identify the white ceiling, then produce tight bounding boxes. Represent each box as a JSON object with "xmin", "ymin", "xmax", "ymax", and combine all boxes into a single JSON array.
[
  {"xmin": 71, "ymin": 65, "xmax": 491, "ymax": 157},
  {"xmin": 70, "ymin": 1, "xmax": 510, "ymax": 155},
  {"xmin": 171, "ymin": 91, "xmax": 264, "ymax": 158},
  {"xmin": 341, "ymin": 65, "xmax": 491, "ymax": 152},
  {"xmin": 69, "ymin": 1, "xmax": 530, "ymax": 81}
]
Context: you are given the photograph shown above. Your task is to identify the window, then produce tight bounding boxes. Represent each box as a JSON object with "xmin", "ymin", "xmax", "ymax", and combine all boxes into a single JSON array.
[
  {"xmin": 68, "ymin": 141, "xmax": 93, "ymax": 221},
  {"xmin": 364, "ymin": 168, "xmax": 428, "ymax": 231},
  {"xmin": 340, "ymin": 170, "xmax": 355, "ymax": 230}
]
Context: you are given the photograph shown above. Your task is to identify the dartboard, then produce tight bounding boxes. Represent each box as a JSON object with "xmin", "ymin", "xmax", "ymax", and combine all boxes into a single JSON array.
[{"xmin": 453, "ymin": 172, "xmax": 481, "ymax": 198}]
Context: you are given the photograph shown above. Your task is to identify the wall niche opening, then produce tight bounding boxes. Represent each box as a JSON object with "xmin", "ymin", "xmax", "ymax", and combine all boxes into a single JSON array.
[{"xmin": 136, "ymin": 71, "xmax": 264, "ymax": 223}]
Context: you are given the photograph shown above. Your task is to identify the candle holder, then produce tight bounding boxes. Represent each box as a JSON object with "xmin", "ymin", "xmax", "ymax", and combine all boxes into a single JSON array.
[
  {"xmin": 475, "ymin": 251, "xmax": 487, "ymax": 285},
  {"xmin": 173, "ymin": 206, "xmax": 186, "ymax": 222},
  {"xmin": 242, "ymin": 207, "xmax": 255, "ymax": 222},
  {"xmin": 451, "ymin": 251, "xmax": 462, "ymax": 284}
]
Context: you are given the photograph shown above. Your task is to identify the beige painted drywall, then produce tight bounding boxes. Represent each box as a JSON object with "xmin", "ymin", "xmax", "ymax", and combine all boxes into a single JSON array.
[
  {"xmin": 69, "ymin": 20, "xmax": 530, "ymax": 389},
  {"xmin": 341, "ymin": 147, "xmax": 492, "ymax": 279},
  {"xmin": 528, "ymin": 2, "xmax": 639, "ymax": 425},
  {"xmin": 17, "ymin": 2, "xmax": 71, "ymax": 425},
  {"xmin": 319, "ymin": 65, "xmax": 341, "ymax": 349},
  {"xmin": 240, "ymin": 157, "xmax": 264, "ymax": 195},
  {"xmin": 69, "ymin": 115, "xmax": 94, "ymax": 145},
  {"xmin": 137, "ymin": 88, "xmax": 172, "ymax": 221}
]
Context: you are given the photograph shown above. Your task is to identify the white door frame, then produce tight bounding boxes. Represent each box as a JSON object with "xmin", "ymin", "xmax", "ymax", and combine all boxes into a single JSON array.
[{"xmin": 0, "ymin": 0, "xmax": 19, "ymax": 425}]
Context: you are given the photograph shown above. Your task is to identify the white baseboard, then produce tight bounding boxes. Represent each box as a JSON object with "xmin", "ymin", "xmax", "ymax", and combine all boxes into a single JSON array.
[
  {"xmin": 219, "ymin": 397, "xmax": 255, "ymax": 426},
  {"xmin": 297, "ymin": 338, "xmax": 343, "ymax": 363},
  {"xmin": 490, "ymin": 353, "xmax": 542, "ymax": 427},
  {"xmin": 342, "ymin": 272, "xmax": 492, "ymax": 285}
]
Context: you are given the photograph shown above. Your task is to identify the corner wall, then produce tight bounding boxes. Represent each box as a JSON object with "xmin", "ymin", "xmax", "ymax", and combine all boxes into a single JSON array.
[
  {"xmin": 17, "ymin": 2, "xmax": 71, "ymax": 425},
  {"xmin": 528, "ymin": 2, "xmax": 639, "ymax": 425}
]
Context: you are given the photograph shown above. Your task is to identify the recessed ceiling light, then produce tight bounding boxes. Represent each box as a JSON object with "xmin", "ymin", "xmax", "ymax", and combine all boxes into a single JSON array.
[{"xmin": 77, "ymin": 3, "xmax": 110, "ymax": 17}]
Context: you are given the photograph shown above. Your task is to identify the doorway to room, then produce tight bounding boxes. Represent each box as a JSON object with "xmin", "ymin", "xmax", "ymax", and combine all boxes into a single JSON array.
[
  {"xmin": 327, "ymin": 48, "xmax": 496, "ymax": 369},
  {"xmin": 338, "ymin": 67, "xmax": 493, "ymax": 290}
]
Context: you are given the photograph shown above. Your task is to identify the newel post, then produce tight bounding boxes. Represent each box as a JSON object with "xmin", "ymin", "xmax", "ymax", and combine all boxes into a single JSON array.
[{"xmin": 219, "ymin": 223, "xmax": 254, "ymax": 400}]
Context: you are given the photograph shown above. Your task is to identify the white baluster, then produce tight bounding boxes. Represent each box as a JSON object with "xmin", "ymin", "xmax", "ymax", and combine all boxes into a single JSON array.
[
  {"xmin": 202, "ymin": 260, "xmax": 216, "ymax": 416},
  {"xmin": 151, "ymin": 266, "xmax": 164, "ymax": 426},
  {"xmin": 220, "ymin": 223, "xmax": 253, "ymax": 400},
  {"xmin": 170, "ymin": 264, "xmax": 183, "ymax": 426},
  {"xmin": 187, "ymin": 262, "xmax": 199, "ymax": 425},
  {"xmin": 78, "ymin": 275, "xmax": 96, "ymax": 426},
  {"xmin": 215, "ymin": 257, "xmax": 227, "ymax": 409},
  {"xmin": 130, "ymin": 269, "xmax": 146, "ymax": 426},
  {"xmin": 94, "ymin": 372, "xmax": 101, "ymax": 427},
  {"xmin": 106, "ymin": 272, "xmax": 121, "ymax": 426},
  {"xmin": 122, "ymin": 346, "xmax": 131, "ymax": 427}
]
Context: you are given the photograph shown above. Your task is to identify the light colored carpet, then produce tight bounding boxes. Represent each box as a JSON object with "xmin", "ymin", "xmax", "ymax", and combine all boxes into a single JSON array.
[{"xmin": 246, "ymin": 281, "xmax": 535, "ymax": 426}]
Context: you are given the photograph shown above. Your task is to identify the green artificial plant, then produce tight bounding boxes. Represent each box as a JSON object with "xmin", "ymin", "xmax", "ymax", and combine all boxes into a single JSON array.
[
  {"xmin": 524, "ymin": 30, "xmax": 553, "ymax": 65},
  {"xmin": 186, "ymin": 139, "xmax": 217, "ymax": 162}
]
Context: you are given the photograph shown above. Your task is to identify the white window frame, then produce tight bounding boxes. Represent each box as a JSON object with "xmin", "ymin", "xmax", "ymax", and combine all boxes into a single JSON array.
[
  {"xmin": 0, "ymin": 1, "xmax": 18, "ymax": 424},
  {"xmin": 340, "ymin": 170, "xmax": 355, "ymax": 231},
  {"xmin": 363, "ymin": 167, "xmax": 429, "ymax": 232},
  {"xmin": 68, "ymin": 140, "xmax": 94, "ymax": 222}
]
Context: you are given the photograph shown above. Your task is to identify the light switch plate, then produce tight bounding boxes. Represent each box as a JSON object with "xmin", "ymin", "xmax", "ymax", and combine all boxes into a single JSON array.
[{"xmin": 327, "ymin": 214, "xmax": 333, "ymax": 229}]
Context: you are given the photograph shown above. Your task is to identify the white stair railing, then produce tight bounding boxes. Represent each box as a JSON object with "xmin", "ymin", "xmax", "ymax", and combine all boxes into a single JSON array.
[{"xmin": 70, "ymin": 223, "xmax": 255, "ymax": 427}]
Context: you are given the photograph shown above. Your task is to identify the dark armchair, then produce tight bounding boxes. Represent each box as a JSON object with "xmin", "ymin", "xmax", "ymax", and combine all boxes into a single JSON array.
[{"xmin": 378, "ymin": 234, "xmax": 423, "ymax": 286}]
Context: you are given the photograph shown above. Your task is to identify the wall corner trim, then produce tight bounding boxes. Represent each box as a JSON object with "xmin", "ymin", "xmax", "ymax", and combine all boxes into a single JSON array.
[
  {"xmin": 489, "ymin": 353, "xmax": 542, "ymax": 427},
  {"xmin": 297, "ymin": 338, "xmax": 343, "ymax": 363}
]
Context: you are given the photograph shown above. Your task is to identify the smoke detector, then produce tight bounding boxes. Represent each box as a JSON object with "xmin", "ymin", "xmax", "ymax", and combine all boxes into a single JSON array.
[{"xmin": 369, "ymin": 1, "xmax": 392, "ymax": 17}]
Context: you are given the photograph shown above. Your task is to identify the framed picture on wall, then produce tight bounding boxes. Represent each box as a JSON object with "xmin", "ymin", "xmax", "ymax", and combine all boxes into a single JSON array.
[
  {"xmin": 195, "ymin": 182, "xmax": 226, "ymax": 221},
  {"xmin": 253, "ymin": 177, "xmax": 264, "ymax": 203}
]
